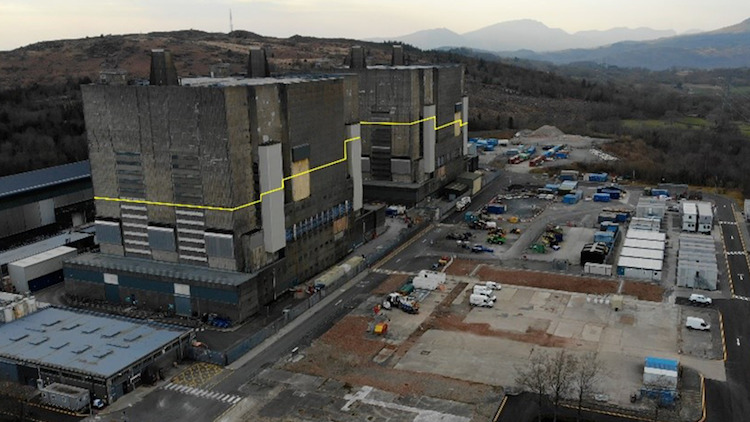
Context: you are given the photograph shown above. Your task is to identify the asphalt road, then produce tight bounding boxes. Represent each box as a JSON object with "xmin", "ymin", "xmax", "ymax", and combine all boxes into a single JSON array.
[{"xmin": 705, "ymin": 194, "xmax": 750, "ymax": 421}]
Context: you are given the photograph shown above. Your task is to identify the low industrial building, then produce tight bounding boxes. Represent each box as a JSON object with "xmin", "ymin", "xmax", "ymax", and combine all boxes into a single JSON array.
[
  {"xmin": 0, "ymin": 230, "xmax": 94, "ymax": 280},
  {"xmin": 8, "ymin": 246, "xmax": 77, "ymax": 294},
  {"xmin": 0, "ymin": 161, "xmax": 93, "ymax": 247},
  {"xmin": 677, "ymin": 233, "xmax": 718, "ymax": 290},
  {"xmin": 636, "ymin": 197, "xmax": 667, "ymax": 219},
  {"xmin": 0, "ymin": 307, "xmax": 192, "ymax": 405},
  {"xmin": 616, "ymin": 229, "xmax": 666, "ymax": 281},
  {"xmin": 630, "ymin": 217, "xmax": 661, "ymax": 232}
]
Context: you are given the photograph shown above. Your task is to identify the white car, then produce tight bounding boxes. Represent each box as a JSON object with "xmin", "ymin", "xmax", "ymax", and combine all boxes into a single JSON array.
[
  {"xmin": 686, "ymin": 316, "xmax": 710, "ymax": 331},
  {"xmin": 688, "ymin": 294, "xmax": 712, "ymax": 306}
]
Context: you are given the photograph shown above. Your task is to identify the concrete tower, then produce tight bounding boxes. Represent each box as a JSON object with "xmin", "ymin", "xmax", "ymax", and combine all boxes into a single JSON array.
[
  {"xmin": 247, "ymin": 47, "xmax": 270, "ymax": 78},
  {"xmin": 149, "ymin": 49, "xmax": 178, "ymax": 86},
  {"xmin": 391, "ymin": 45, "xmax": 404, "ymax": 66},
  {"xmin": 349, "ymin": 46, "xmax": 366, "ymax": 69}
]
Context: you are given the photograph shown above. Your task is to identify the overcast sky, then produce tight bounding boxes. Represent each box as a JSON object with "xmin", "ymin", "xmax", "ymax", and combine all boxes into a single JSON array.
[{"xmin": 2, "ymin": 0, "xmax": 749, "ymax": 51}]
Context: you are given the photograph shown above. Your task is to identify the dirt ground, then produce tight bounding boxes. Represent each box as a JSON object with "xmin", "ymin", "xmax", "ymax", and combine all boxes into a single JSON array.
[
  {"xmin": 284, "ymin": 314, "xmax": 500, "ymax": 405},
  {"xmin": 371, "ymin": 274, "xmax": 410, "ymax": 295},
  {"xmin": 475, "ymin": 265, "xmax": 618, "ymax": 295},
  {"xmin": 439, "ymin": 261, "xmax": 667, "ymax": 302}
]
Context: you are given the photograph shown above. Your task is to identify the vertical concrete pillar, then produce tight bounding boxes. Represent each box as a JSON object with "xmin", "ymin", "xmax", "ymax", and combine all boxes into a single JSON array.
[
  {"xmin": 247, "ymin": 47, "xmax": 270, "ymax": 78},
  {"xmin": 349, "ymin": 46, "xmax": 366, "ymax": 69},
  {"xmin": 422, "ymin": 105, "xmax": 436, "ymax": 174},
  {"xmin": 462, "ymin": 96, "xmax": 469, "ymax": 155},
  {"xmin": 258, "ymin": 142, "xmax": 285, "ymax": 253},
  {"xmin": 346, "ymin": 124, "xmax": 363, "ymax": 211},
  {"xmin": 149, "ymin": 49, "xmax": 178, "ymax": 86},
  {"xmin": 391, "ymin": 45, "xmax": 404, "ymax": 66}
]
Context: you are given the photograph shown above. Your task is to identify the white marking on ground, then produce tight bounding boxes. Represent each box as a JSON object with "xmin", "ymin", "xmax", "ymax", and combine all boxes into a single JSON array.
[{"xmin": 341, "ymin": 386, "xmax": 471, "ymax": 421}]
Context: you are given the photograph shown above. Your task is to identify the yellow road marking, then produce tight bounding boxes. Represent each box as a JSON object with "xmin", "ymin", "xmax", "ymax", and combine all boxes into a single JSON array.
[
  {"xmin": 492, "ymin": 396, "xmax": 507, "ymax": 421},
  {"xmin": 95, "ymin": 116, "xmax": 467, "ymax": 212},
  {"xmin": 697, "ymin": 374, "xmax": 707, "ymax": 422},
  {"xmin": 719, "ymin": 311, "xmax": 727, "ymax": 362}
]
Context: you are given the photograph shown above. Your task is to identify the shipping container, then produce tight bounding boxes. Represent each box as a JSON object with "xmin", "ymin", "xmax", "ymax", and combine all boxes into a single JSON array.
[
  {"xmin": 486, "ymin": 204, "xmax": 507, "ymax": 214},
  {"xmin": 651, "ymin": 188, "xmax": 669, "ymax": 197},
  {"xmin": 597, "ymin": 212, "xmax": 618, "ymax": 223},
  {"xmin": 584, "ymin": 262, "xmax": 613, "ymax": 276},
  {"xmin": 593, "ymin": 193, "xmax": 611, "ymax": 202},
  {"xmin": 615, "ymin": 212, "xmax": 629, "ymax": 222},
  {"xmin": 562, "ymin": 194, "xmax": 578, "ymax": 204}
]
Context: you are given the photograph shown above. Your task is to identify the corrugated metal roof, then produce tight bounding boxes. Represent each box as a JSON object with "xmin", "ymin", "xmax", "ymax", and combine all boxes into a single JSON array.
[
  {"xmin": 0, "ymin": 307, "xmax": 188, "ymax": 379},
  {"xmin": 620, "ymin": 247, "xmax": 664, "ymax": 261},
  {"xmin": 623, "ymin": 238, "xmax": 665, "ymax": 251},
  {"xmin": 617, "ymin": 256, "xmax": 663, "ymax": 270},
  {"xmin": 66, "ymin": 253, "xmax": 252, "ymax": 286},
  {"xmin": 626, "ymin": 229, "xmax": 666, "ymax": 242},
  {"xmin": 696, "ymin": 201, "xmax": 713, "ymax": 217},
  {"xmin": 0, "ymin": 161, "xmax": 90, "ymax": 199}
]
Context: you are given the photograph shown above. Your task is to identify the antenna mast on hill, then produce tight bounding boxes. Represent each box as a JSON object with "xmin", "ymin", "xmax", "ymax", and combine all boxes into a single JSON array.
[{"xmin": 229, "ymin": 9, "xmax": 234, "ymax": 33}]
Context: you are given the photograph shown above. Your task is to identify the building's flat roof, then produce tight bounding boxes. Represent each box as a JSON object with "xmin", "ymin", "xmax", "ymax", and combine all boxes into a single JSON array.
[
  {"xmin": 626, "ymin": 229, "xmax": 666, "ymax": 242},
  {"xmin": 620, "ymin": 247, "xmax": 664, "ymax": 261},
  {"xmin": 0, "ymin": 232, "xmax": 93, "ymax": 266},
  {"xmin": 66, "ymin": 253, "xmax": 252, "ymax": 287},
  {"xmin": 696, "ymin": 201, "xmax": 713, "ymax": 216},
  {"xmin": 0, "ymin": 161, "xmax": 90, "ymax": 200},
  {"xmin": 560, "ymin": 180, "xmax": 578, "ymax": 189},
  {"xmin": 682, "ymin": 202, "xmax": 697, "ymax": 214},
  {"xmin": 617, "ymin": 256, "xmax": 663, "ymax": 271},
  {"xmin": 623, "ymin": 238, "xmax": 665, "ymax": 251},
  {"xmin": 10, "ymin": 246, "xmax": 76, "ymax": 268},
  {"xmin": 0, "ymin": 307, "xmax": 188, "ymax": 379},
  {"xmin": 180, "ymin": 75, "xmax": 343, "ymax": 87},
  {"xmin": 366, "ymin": 64, "xmax": 461, "ymax": 70}
]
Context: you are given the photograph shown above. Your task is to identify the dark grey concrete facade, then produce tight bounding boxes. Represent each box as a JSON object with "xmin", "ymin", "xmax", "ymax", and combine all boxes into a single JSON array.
[
  {"xmin": 354, "ymin": 64, "xmax": 469, "ymax": 206},
  {"xmin": 73, "ymin": 70, "xmax": 363, "ymax": 320}
]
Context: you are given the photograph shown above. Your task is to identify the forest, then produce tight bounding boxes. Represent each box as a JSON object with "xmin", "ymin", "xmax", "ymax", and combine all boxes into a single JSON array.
[{"xmin": 1, "ymin": 40, "xmax": 749, "ymax": 195}]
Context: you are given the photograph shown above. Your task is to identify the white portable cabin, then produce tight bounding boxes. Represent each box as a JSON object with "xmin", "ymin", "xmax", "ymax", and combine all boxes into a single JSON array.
[
  {"xmin": 413, "ymin": 270, "xmax": 446, "ymax": 290},
  {"xmin": 696, "ymin": 202, "xmax": 713, "ymax": 233},
  {"xmin": 681, "ymin": 201, "xmax": 697, "ymax": 232},
  {"xmin": 745, "ymin": 199, "xmax": 750, "ymax": 222},
  {"xmin": 620, "ymin": 247, "xmax": 664, "ymax": 262},
  {"xmin": 626, "ymin": 229, "xmax": 666, "ymax": 242}
]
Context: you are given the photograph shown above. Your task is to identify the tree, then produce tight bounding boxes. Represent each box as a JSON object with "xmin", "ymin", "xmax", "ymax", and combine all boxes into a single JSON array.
[
  {"xmin": 548, "ymin": 349, "xmax": 577, "ymax": 422},
  {"xmin": 515, "ymin": 351, "xmax": 550, "ymax": 422},
  {"xmin": 572, "ymin": 351, "xmax": 604, "ymax": 422}
]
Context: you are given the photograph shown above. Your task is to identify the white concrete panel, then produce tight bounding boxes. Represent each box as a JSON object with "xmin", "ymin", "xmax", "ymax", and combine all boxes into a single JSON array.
[
  {"xmin": 346, "ymin": 124, "xmax": 363, "ymax": 211},
  {"xmin": 462, "ymin": 96, "xmax": 469, "ymax": 155},
  {"xmin": 258, "ymin": 143, "xmax": 285, "ymax": 253},
  {"xmin": 422, "ymin": 105, "xmax": 436, "ymax": 174}
]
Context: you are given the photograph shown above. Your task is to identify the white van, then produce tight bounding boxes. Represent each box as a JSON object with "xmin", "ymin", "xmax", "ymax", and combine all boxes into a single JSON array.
[
  {"xmin": 470, "ymin": 293, "xmax": 495, "ymax": 308},
  {"xmin": 482, "ymin": 281, "xmax": 502, "ymax": 290},
  {"xmin": 473, "ymin": 285, "xmax": 497, "ymax": 301},
  {"xmin": 686, "ymin": 316, "xmax": 710, "ymax": 331}
]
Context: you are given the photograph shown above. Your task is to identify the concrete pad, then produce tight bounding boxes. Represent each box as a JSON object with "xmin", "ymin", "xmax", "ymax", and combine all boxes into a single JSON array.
[
  {"xmin": 553, "ymin": 320, "xmax": 582, "ymax": 338},
  {"xmin": 600, "ymin": 327, "xmax": 623, "ymax": 346},
  {"xmin": 511, "ymin": 288, "xmax": 535, "ymax": 307},
  {"xmin": 465, "ymin": 309, "xmax": 533, "ymax": 333},
  {"xmin": 581, "ymin": 324, "xmax": 603, "ymax": 342},
  {"xmin": 395, "ymin": 330, "xmax": 534, "ymax": 387},
  {"xmin": 680, "ymin": 355, "xmax": 726, "ymax": 382},
  {"xmin": 496, "ymin": 286, "xmax": 517, "ymax": 302},
  {"xmin": 529, "ymin": 291, "xmax": 551, "ymax": 306}
]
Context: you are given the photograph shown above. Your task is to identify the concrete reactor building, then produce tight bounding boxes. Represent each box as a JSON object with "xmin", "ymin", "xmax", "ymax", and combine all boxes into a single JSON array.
[
  {"xmin": 64, "ymin": 49, "xmax": 363, "ymax": 322},
  {"xmin": 348, "ymin": 46, "xmax": 470, "ymax": 205}
]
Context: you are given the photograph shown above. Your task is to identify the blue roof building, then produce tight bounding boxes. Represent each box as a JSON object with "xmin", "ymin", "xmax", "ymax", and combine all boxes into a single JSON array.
[{"xmin": 0, "ymin": 307, "xmax": 192, "ymax": 404}]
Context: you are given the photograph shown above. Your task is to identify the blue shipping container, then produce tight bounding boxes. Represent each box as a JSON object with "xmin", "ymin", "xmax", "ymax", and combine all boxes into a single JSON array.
[
  {"xmin": 599, "ymin": 189, "xmax": 621, "ymax": 199},
  {"xmin": 651, "ymin": 189, "xmax": 669, "ymax": 197},
  {"xmin": 487, "ymin": 204, "xmax": 507, "ymax": 214},
  {"xmin": 593, "ymin": 193, "xmax": 611, "ymax": 202},
  {"xmin": 615, "ymin": 212, "xmax": 629, "ymax": 222},
  {"xmin": 563, "ymin": 194, "xmax": 578, "ymax": 204}
]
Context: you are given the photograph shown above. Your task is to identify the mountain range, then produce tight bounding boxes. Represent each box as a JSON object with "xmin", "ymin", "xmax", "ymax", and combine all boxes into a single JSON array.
[
  {"xmin": 372, "ymin": 19, "xmax": 678, "ymax": 52},
  {"xmin": 374, "ymin": 18, "xmax": 750, "ymax": 70}
]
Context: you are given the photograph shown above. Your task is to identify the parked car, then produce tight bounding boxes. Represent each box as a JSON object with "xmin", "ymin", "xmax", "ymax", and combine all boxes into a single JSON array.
[
  {"xmin": 471, "ymin": 245, "xmax": 494, "ymax": 253},
  {"xmin": 686, "ymin": 316, "xmax": 710, "ymax": 331},
  {"xmin": 688, "ymin": 294, "xmax": 712, "ymax": 306}
]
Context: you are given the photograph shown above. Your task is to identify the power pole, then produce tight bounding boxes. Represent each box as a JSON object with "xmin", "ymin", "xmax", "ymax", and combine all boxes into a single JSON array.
[{"xmin": 229, "ymin": 9, "xmax": 233, "ymax": 33}]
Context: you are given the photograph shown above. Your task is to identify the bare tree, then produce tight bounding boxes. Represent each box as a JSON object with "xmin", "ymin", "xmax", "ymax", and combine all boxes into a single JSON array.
[
  {"xmin": 572, "ymin": 351, "xmax": 604, "ymax": 422},
  {"xmin": 548, "ymin": 349, "xmax": 577, "ymax": 422},
  {"xmin": 515, "ymin": 350, "xmax": 551, "ymax": 422}
]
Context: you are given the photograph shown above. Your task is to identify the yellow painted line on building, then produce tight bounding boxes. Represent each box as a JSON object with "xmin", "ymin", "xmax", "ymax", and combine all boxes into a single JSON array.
[
  {"xmin": 95, "ymin": 116, "xmax": 468, "ymax": 212},
  {"xmin": 719, "ymin": 311, "xmax": 727, "ymax": 362},
  {"xmin": 697, "ymin": 374, "xmax": 707, "ymax": 422},
  {"xmin": 492, "ymin": 396, "xmax": 508, "ymax": 421}
]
